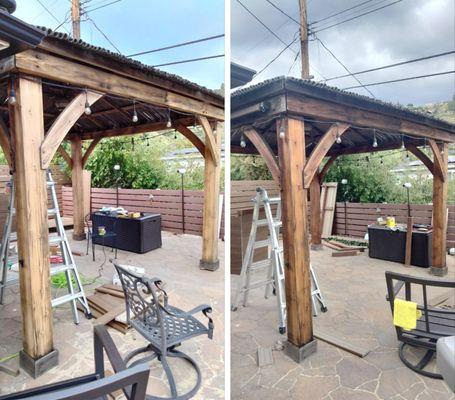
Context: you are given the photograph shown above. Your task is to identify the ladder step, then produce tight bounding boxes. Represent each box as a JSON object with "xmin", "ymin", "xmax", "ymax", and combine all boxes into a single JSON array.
[
  {"xmin": 48, "ymin": 209, "xmax": 58, "ymax": 216},
  {"xmin": 47, "ymin": 181, "xmax": 55, "ymax": 187},
  {"xmin": 256, "ymin": 219, "xmax": 282, "ymax": 228},
  {"xmin": 49, "ymin": 236, "xmax": 64, "ymax": 245},
  {"xmin": 268, "ymin": 197, "xmax": 281, "ymax": 204},
  {"xmin": 250, "ymin": 259, "xmax": 272, "ymax": 271},
  {"xmin": 254, "ymin": 239, "xmax": 271, "ymax": 249},
  {"xmin": 247, "ymin": 280, "xmax": 274, "ymax": 290},
  {"xmin": 51, "ymin": 292, "xmax": 84, "ymax": 307},
  {"xmin": 50, "ymin": 264, "xmax": 75, "ymax": 275}
]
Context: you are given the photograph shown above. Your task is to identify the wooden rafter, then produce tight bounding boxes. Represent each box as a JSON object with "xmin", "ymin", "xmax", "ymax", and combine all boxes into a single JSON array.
[
  {"xmin": 319, "ymin": 155, "xmax": 338, "ymax": 183},
  {"xmin": 82, "ymin": 138, "xmax": 101, "ymax": 168},
  {"xmin": 405, "ymin": 144, "xmax": 434, "ymax": 175},
  {"xmin": 198, "ymin": 116, "xmax": 220, "ymax": 166},
  {"xmin": 41, "ymin": 90, "xmax": 102, "ymax": 169},
  {"xmin": 0, "ymin": 116, "xmax": 12, "ymax": 168},
  {"xmin": 244, "ymin": 126, "xmax": 280, "ymax": 184},
  {"xmin": 303, "ymin": 123, "xmax": 350, "ymax": 187},
  {"xmin": 428, "ymin": 139, "xmax": 447, "ymax": 181},
  {"xmin": 174, "ymin": 123, "xmax": 206, "ymax": 157},
  {"xmin": 57, "ymin": 145, "xmax": 73, "ymax": 169},
  {"xmin": 15, "ymin": 50, "xmax": 224, "ymax": 121}
]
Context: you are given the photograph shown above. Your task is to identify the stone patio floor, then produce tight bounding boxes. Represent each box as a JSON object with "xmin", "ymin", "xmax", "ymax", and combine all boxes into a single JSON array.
[
  {"xmin": 231, "ymin": 247, "xmax": 455, "ymax": 400},
  {"xmin": 0, "ymin": 231, "xmax": 225, "ymax": 399}
]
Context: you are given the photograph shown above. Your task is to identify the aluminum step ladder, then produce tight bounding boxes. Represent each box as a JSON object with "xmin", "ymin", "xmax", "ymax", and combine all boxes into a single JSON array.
[
  {"xmin": 231, "ymin": 187, "xmax": 328, "ymax": 334},
  {"xmin": 0, "ymin": 172, "xmax": 92, "ymax": 324}
]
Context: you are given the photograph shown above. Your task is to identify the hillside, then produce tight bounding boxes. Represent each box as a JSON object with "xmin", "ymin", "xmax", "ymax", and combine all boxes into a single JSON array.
[{"xmin": 408, "ymin": 97, "xmax": 455, "ymax": 124}]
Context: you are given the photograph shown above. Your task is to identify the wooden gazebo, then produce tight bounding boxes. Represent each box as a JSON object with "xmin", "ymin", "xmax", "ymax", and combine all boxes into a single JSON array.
[
  {"xmin": 231, "ymin": 76, "xmax": 455, "ymax": 362},
  {"xmin": 0, "ymin": 9, "xmax": 223, "ymax": 377}
]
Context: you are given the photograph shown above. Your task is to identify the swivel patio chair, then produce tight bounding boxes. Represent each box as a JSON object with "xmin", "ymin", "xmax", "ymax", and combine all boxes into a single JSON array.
[
  {"xmin": 385, "ymin": 271, "xmax": 455, "ymax": 379},
  {"xmin": 0, "ymin": 325, "xmax": 149, "ymax": 400},
  {"xmin": 111, "ymin": 259, "xmax": 214, "ymax": 400}
]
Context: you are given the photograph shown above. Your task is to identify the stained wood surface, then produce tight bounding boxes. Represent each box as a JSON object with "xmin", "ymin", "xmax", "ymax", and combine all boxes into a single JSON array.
[
  {"xmin": 321, "ymin": 183, "xmax": 337, "ymax": 238},
  {"xmin": 278, "ymin": 117, "xmax": 313, "ymax": 347},
  {"xmin": 71, "ymin": 137, "xmax": 85, "ymax": 239},
  {"xmin": 12, "ymin": 77, "xmax": 53, "ymax": 358}
]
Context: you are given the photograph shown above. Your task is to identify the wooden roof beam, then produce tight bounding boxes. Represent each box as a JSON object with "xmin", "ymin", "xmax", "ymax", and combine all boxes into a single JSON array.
[
  {"xmin": 15, "ymin": 50, "xmax": 224, "ymax": 121},
  {"xmin": 243, "ymin": 126, "xmax": 280, "ymax": 184},
  {"xmin": 174, "ymin": 123, "xmax": 205, "ymax": 157},
  {"xmin": 405, "ymin": 144, "xmax": 434, "ymax": 176},
  {"xmin": 303, "ymin": 123, "xmax": 350, "ymax": 188},
  {"xmin": 82, "ymin": 138, "xmax": 101, "ymax": 168},
  {"xmin": 198, "ymin": 116, "xmax": 220, "ymax": 166},
  {"xmin": 429, "ymin": 139, "xmax": 447, "ymax": 181},
  {"xmin": 319, "ymin": 155, "xmax": 338, "ymax": 183},
  {"xmin": 41, "ymin": 90, "xmax": 103, "ymax": 169}
]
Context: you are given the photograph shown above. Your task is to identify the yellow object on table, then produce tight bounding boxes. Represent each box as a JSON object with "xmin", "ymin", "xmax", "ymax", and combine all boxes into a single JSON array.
[
  {"xmin": 386, "ymin": 216, "xmax": 396, "ymax": 228},
  {"xmin": 393, "ymin": 298, "xmax": 422, "ymax": 330},
  {"xmin": 128, "ymin": 212, "xmax": 141, "ymax": 218}
]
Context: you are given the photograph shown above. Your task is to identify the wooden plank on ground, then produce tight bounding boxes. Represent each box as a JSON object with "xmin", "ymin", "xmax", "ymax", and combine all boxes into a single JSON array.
[
  {"xmin": 93, "ymin": 304, "xmax": 126, "ymax": 326},
  {"xmin": 331, "ymin": 250, "xmax": 359, "ymax": 257},
  {"xmin": 314, "ymin": 328, "xmax": 370, "ymax": 357}
]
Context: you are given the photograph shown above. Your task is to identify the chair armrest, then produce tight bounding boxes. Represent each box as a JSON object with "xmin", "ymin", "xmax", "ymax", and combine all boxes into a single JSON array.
[
  {"xmin": 386, "ymin": 280, "xmax": 405, "ymax": 302},
  {"xmin": 187, "ymin": 304, "xmax": 214, "ymax": 339},
  {"xmin": 94, "ymin": 325, "xmax": 126, "ymax": 376}
]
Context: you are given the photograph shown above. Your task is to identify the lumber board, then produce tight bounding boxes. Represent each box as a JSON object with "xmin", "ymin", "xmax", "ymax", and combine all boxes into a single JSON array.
[
  {"xmin": 331, "ymin": 250, "xmax": 359, "ymax": 257},
  {"xmin": 93, "ymin": 304, "xmax": 126, "ymax": 326},
  {"xmin": 314, "ymin": 328, "xmax": 370, "ymax": 357},
  {"xmin": 95, "ymin": 287, "xmax": 125, "ymax": 299}
]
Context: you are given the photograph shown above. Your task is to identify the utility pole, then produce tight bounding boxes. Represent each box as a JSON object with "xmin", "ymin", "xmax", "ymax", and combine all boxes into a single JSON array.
[
  {"xmin": 299, "ymin": 0, "xmax": 310, "ymax": 79},
  {"xmin": 71, "ymin": 0, "xmax": 81, "ymax": 40}
]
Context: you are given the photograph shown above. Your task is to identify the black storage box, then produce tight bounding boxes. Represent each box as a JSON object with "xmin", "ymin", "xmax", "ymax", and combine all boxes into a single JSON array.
[
  {"xmin": 368, "ymin": 225, "xmax": 432, "ymax": 268},
  {"xmin": 92, "ymin": 212, "xmax": 162, "ymax": 254}
]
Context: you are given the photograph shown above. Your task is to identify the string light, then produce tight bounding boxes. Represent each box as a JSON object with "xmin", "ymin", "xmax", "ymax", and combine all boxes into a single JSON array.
[
  {"xmin": 166, "ymin": 109, "xmax": 172, "ymax": 128},
  {"xmin": 174, "ymin": 130, "xmax": 177, "ymax": 139},
  {"xmin": 240, "ymin": 133, "xmax": 246, "ymax": 148},
  {"xmin": 8, "ymin": 85, "xmax": 16, "ymax": 105},
  {"xmin": 380, "ymin": 157, "xmax": 383, "ymax": 165},
  {"xmin": 372, "ymin": 129, "xmax": 378, "ymax": 148},
  {"xmin": 132, "ymin": 101, "xmax": 138, "ymax": 123},
  {"xmin": 401, "ymin": 134, "xmax": 405, "ymax": 150},
  {"xmin": 279, "ymin": 121, "xmax": 285, "ymax": 139},
  {"xmin": 84, "ymin": 90, "xmax": 91, "ymax": 115},
  {"xmin": 131, "ymin": 138, "xmax": 135, "ymax": 151}
]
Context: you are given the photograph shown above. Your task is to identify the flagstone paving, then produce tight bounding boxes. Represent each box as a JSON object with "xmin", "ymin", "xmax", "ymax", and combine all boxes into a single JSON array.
[
  {"xmin": 231, "ymin": 247, "xmax": 455, "ymax": 400},
  {"xmin": 0, "ymin": 231, "xmax": 225, "ymax": 399}
]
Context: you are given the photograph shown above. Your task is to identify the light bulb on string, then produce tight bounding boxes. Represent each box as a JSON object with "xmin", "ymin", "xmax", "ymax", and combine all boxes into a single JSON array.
[
  {"xmin": 84, "ymin": 90, "xmax": 91, "ymax": 115},
  {"xmin": 132, "ymin": 101, "xmax": 138, "ymax": 123},
  {"xmin": 8, "ymin": 86, "xmax": 16, "ymax": 105},
  {"xmin": 166, "ymin": 109, "xmax": 172, "ymax": 128},
  {"xmin": 279, "ymin": 121, "xmax": 285, "ymax": 139},
  {"xmin": 401, "ymin": 135, "xmax": 405, "ymax": 150},
  {"xmin": 240, "ymin": 133, "xmax": 246, "ymax": 148},
  {"xmin": 146, "ymin": 136, "xmax": 150, "ymax": 146},
  {"xmin": 174, "ymin": 130, "xmax": 177, "ymax": 140},
  {"xmin": 336, "ymin": 133, "xmax": 342, "ymax": 144},
  {"xmin": 372, "ymin": 129, "xmax": 378, "ymax": 148}
]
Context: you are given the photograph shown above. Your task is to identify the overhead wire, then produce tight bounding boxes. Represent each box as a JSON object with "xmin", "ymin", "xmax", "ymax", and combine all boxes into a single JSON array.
[
  {"xmin": 343, "ymin": 70, "xmax": 455, "ymax": 89},
  {"xmin": 85, "ymin": 14, "xmax": 122, "ymax": 53},
  {"xmin": 152, "ymin": 54, "xmax": 224, "ymax": 68},
  {"xmin": 321, "ymin": 50, "xmax": 455, "ymax": 82},
  {"xmin": 310, "ymin": 0, "xmax": 378, "ymax": 25},
  {"xmin": 34, "ymin": 0, "xmax": 71, "ymax": 34}
]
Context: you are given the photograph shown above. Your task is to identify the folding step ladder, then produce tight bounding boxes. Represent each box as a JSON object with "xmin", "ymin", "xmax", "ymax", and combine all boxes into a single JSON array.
[
  {"xmin": 0, "ymin": 172, "xmax": 92, "ymax": 324},
  {"xmin": 231, "ymin": 187, "xmax": 327, "ymax": 334}
]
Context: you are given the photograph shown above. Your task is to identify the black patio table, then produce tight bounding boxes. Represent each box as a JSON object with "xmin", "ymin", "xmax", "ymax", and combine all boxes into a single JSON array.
[{"xmin": 92, "ymin": 212, "xmax": 162, "ymax": 254}]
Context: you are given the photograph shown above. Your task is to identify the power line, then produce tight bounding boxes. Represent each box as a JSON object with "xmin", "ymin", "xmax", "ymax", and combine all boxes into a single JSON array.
[
  {"xmin": 127, "ymin": 34, "xmax": 224, "ymax": 57},
  {"xmin": 265, "ymin": 0, "xmax": 300, "ymax": 26},
  {"xmin": 343, "ymin": 70, "xmax": 455, "ymax": 89},
  {"xmin": 83, "ymin": 0, "xmax": 122, "ymax": 13},
  {"xmin": 86, "ymin": 15, "xmax": 122, "ymax": 53},
  {"xmin": 152, "ymin": 54, "xmax": 224, "ymax": 68},
  {"xmin": 311, "ymin": 0, "xmax": 403, "ymax": 34},
  {"xmin": 314, "ymin": 35, "xmax": 376, "ymax": 97},
  {"xmin": 236, "ymin": 0, "xmax": 297, "ymax": 53},
  {"xmin": 311, "ymin": 0, "xmax": 378, "ymax": 25},
  {"xmin": 321, "ymin": 50, "xmax": 455, "ymax": 82},
  {"xmin": 35, "ymin": 0, "xmax": 71, "ymax": 34},
  {"xmin": 254, "ymin": 31, "xmax": 299, "ymax": 77}
]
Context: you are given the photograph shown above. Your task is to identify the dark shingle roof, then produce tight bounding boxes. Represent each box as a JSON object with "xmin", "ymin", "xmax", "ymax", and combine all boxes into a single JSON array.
[
  {"xmin": 232, "ymin": 76, "xmax": 455, "ymax": 133},
  {"xmin": 36, "ymin": 26, "xmax": 223, "ymax": 102}
]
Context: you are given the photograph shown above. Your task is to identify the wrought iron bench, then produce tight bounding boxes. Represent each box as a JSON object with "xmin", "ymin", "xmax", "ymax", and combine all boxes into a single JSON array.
[
  {"xmin": 385, "ymin": 271, "xmax": 455, "ymax": 379},
  {"xmin": 111, "ymin": 260, "xmax": 214, "ymax": 400},
  {"xmin": 0, "ymin": 325, "xmax": 149, "ymax": 400}
]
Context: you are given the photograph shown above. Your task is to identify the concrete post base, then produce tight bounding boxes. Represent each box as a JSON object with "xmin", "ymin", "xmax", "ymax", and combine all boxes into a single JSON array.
[
  {"xmin": 311, "ymin": 244, "xmax": 324, "ymax": 251},
  {"xmin": 199, "ymin": 259, "xmax": 220, "ymax": 271},
  {"xmin": 20, "ymin": 349, "xmax": 59, "ymax": 378},
  {"xmin": 284, "ymin": 339, "xmax": 317, "ymax": 363},
  {"xmin": 430, "ymin": 266, "xmax": 448, "ymax": 277}
]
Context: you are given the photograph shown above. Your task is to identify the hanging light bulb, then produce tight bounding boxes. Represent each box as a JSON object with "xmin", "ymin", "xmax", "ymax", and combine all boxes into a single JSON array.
[
  {"xmin": 84, "ymin": 91, "xmax": 91, "ymax": 115},
  {"xmin": 146, "ymin": 136, "xmax": 150, "ymax": 146},
  {"xmin": 240, "ymin": 133, "xmax": 246, "ymax": 148},
  {"xmin": 336, "ymin": 133, "xmax": 342, "ymax": 144},
  {"xmin": 8, "ymin": 86, "xmax": 16, "ymax": 105},
  {"xmin": 279, "ymin": 121, "xmax": 285, "ymax": 139},
  {"xmin": 380, "ymin": 157, "xmax": 383, "ymax": 165},
  {"xmin": 372, "ymin": 129, "xmax": 378, "ymax": 148},
  {"xmin": 166, "ymin": 109, "xmax": 172, "ymax": 128},
  {"xmin": 174, "ymin": 130, "xmax": 177, "ymax": 139},
  {"xmin": 401, "ymin": 134, "xmax": 405, "ymax": 150},
  {"xmin": 131, "ymin": 138, "xmax": 135, "ymax": 151},
  {"xmin": 132, "ymin": 101, "xmax": 138, "ymax": 123}
]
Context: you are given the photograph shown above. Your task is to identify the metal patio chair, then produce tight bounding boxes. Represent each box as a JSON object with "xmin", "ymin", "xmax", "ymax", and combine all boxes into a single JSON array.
[
  {"xmin": 385, "ymin": 271, "xmax": 455, "ymax": 379},
  {"xmin": 0, "ymin": 325, "xmax": 149, "ymax": 400},
  {"xmin": 111, "ymin": 259, "xmax": 214, "ymax": 400},
  {"xmin": 85, "ymin": 213, "xmax": 118, "ymax": 261}
]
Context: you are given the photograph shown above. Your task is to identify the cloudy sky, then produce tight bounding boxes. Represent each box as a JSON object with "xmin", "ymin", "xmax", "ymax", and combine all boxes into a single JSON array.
[
  {"xmin": 14, "ymin": 0, "xmax": 224, "ymax": 90},
  {"xmin": 232, "ymin": 0, "xmax": 454, "ymax": 105}
]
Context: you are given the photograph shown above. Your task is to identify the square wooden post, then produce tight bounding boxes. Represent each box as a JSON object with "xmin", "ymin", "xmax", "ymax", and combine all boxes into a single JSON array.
[
  {"xmin": 278, "ymin": 117, "xmax": 316, "ymax": 362},
  {"xmin": 200, "ymin": 122, "xmax": 222, "ymax": 271},
  {"xmin": 12, "ymin": 76, "xmax": 58, "ymax": 377},
  {"xmin": 310, "ymin": 175, "xmax": 323, "ymax": 250},
  {"xmin": 71, "ymin": 136, "xmax": 86, "ymax": 240},
  {"xmin": 430, "ymin": 142, "xmax": 448, "ymax": 276}
]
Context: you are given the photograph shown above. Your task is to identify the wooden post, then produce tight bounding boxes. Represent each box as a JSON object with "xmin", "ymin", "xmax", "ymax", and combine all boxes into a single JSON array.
[
  {"xmin": 310, "ymin": 174, "xmax": 322, "ymax": 250},
  {"xmin": 12, "ymin": 76, "xmax": 58, "ymax": 377},
  {"xmin": 430, "ymin": 142, "xmax": 448, "ymax": 276},
  {"xmin": 71, "ymin": 136, "xmax": 86, "ymax": 240},
  {"xmin": 200, "ymin": 121, "xmax": 222, "ymax": 271},
  {"xmin": 278, "ymin": 117, "xmax": 316, "ymax": 362}
]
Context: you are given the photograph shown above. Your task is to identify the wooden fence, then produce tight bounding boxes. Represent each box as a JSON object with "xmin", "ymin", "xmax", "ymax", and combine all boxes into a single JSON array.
[
  {"xmin": 62, "ymin": 186, "xmax": 224, "ymax": 237},
  {"xmin": 334, "ymin": 202, "xmax": 455, "ymax": 248}
]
